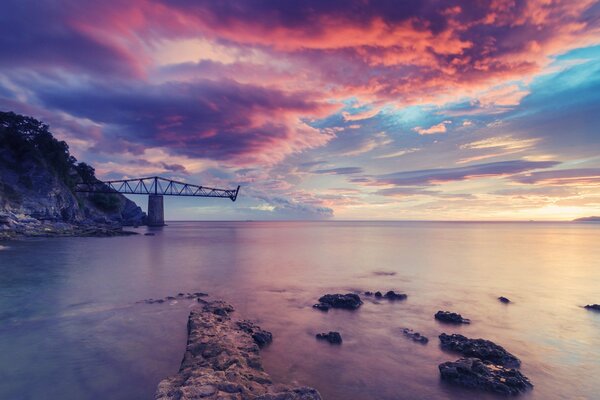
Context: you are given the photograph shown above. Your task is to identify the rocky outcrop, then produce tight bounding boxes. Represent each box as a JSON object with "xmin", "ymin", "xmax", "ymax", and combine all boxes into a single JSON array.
[
  {"xmin": 316, "ymin": 332, "xmax": 342, "ymax": 344},
  {"xmin": 439, "ymin": 358, "xmax": 533, "ymax": 395},
  {"xmin": 140, "ymin": 292, "xmax": 209, "ymax": 304},
  {"xmin": 439, "ymin": 333, "xmax": 521, "ymax": 367},
  {"xmin": 584, "ymin": 304, "xmax": 600, "ymax": 311},
  {"xmin": 0, "ymin": 111, "xmax": 145, "ymax": 239},
  {"xmin": 237, "ymin": 321, "xmax": 273, "ymax": 348},
  {"xmin": 313, "ymin": 293, "xmax": 362, "ymax": 311},
  {"xmin": 364, "ymin": 290, "xmax": 407, "ymax": 301},
  {"xmin": 156, "ymin": 300, "xmax": 321, "ymax": 400},
  {"xmin": 401, "ymin": 328, "xmax": 428, "ymax": 344},
  {"xmin": 435, "ymin": 311, "xmax": 470, "ymax": 324}
]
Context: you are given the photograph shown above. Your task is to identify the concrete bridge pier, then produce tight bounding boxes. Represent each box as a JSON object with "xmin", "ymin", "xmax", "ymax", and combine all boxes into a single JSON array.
[{"xmin": 147, "ymin": 194, "xmax": 165, "ymax": 226}]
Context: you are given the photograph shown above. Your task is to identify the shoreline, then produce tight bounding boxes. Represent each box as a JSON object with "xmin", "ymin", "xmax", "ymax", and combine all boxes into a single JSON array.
[
  {"xmin": 0, "ymin": 211, "xmax": 142, "ymax": 240},
  {"xmin": 156, "ymin": 299, "xmax": 321, "ymax": 400}
]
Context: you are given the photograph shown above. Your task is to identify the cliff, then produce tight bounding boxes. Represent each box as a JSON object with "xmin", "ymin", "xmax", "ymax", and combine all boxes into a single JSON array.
[{"xmin": 0, "ymin": 111, "xmax": 145, "ymax": 239}]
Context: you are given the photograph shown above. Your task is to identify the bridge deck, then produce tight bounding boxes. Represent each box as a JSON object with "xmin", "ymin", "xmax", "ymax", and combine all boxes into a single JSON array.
[{"xmin": 75, "ymin": 176, "xmax": 239, "ymax": 201}]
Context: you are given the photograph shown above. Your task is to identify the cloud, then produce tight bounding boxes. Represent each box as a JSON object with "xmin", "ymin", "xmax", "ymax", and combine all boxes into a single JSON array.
[
  {"xmin": 368, "ymin": 160, "xmax": 560, "ymax": 186},
  {"xmin": 26, "ymin": 78, "xmax": 335, "ymax": 166},
  {"xmin": 375, "ymin": 187, "xmax": 475, "ymax": 199},
  {"xmin": 511, "ymin": 168, "xmax": 600, "ymax": 185},
  {"xmin": 414, "ymin": 120, "xmax": 451, "ymax": 135},
  {"xmin": 250, "ymin": 194, "xmax": 333, "ymax": 220},
  {"xmin": 314, "ymin": 167, "xmax": 364, "ymax": 175}
]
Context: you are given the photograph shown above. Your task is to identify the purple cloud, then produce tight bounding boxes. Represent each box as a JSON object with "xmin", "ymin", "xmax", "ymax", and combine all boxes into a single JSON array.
[
  {"xmin": 369, "ymin": 160, "xmax": 560, "ymax": 186},
  {"xmin": 25, "ymin": 78, "xmax": 334, "ymax": 165},
  {"xmin": 314, "ymin": 167, "xmax": 364, "ymax": 175}
]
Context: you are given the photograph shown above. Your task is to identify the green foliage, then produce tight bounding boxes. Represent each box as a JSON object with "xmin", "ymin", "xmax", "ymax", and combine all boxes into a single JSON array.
[
  {"xmin": 0, "ymin": 111, "xmax": 98, "ymax": 188},
  {"xmin": 89, "ymin": 193, "xmax": 121, "ymax": 212},
  {"xmin": 75, "ymin": 162, "xmax": 96, "ymax": 183}
]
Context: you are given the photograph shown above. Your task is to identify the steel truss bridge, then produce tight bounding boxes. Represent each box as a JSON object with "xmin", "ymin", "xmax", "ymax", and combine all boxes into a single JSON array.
[{"xmin": 75, "ymin": 176, "xmax": 240, "ymax": 226}]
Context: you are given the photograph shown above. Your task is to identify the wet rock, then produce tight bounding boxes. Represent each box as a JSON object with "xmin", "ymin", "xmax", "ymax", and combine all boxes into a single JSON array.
[
  {"xmin": 312, "ymin": 303, "xmax": 330, "ymax": 312},
  {"xmin": 144, "ymin": 232, "xmax": 155, "ymax": 236},
  {"xmin": 402, "ymin": 328, "xmax": 428, "ymax": 344},
  {"xmin": 364, "ymin": 291, "xmax": 374, "ymax": 296},
  {"xmin": 314, "ymin": 293, "xmax": 363, "ymax": 310},
  {"xmin": 383, "ymin": 290, "xmax": 407, "ymax": 301},
  {"xmin": 439, "ymin": 358, "xmax": 533, "ymax": 395},
  {"xmin": 498, "ymin": 296, "xmax": 511, "ymax": 304},
  {"xmin": 156, "ymin": 300, "xmax": 321, "ymax": 400},
  {"xmin": 374, "ymin": 291, "xmax": 383, "ymax": 298},
  {"xmin": 316, "ymin": 331, "xmax": 342, "ymax": 344},
  {"xmin": 435, "ymin": 311, "xmax": 470, "ymax": 324},
  {"xmin": 439, "ymin": 333, "xmax": 521, "ymax": 367},
  {"xmin": 141, "ymin": 291, "xmax": 209, "ymax": 305},
  {"xmin": 585, "ymin": 304, "xmax": 600, "ymax": 311},
  {"xmin": 204, "ymin": 300, "xmax": 235, "ymax": 316},
  {"xmin": 237, "ymin": 320, "xmax": 273, "ymax": 348}
]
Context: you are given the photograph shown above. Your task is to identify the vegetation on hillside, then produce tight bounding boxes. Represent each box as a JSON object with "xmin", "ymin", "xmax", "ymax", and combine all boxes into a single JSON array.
[{"xmin": 0, "ymin": 111, "xmax": 120, "ymax": 211}]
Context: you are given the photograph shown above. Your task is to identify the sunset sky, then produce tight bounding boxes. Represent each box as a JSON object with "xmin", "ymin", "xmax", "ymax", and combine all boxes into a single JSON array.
[{"xmin": 2, "ymin": 0, "xmax": 600, "ymax": 220}]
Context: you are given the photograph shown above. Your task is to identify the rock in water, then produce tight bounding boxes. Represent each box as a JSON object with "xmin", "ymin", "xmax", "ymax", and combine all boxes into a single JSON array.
[
  {"xmin": 439, "ymin": 358, "xmax": 533, "ymax": 395},
  {"xmin": 316, "ymin": 331, "xmax": 342, "ymax": 344},
  {"xmin": 383, "ymin": 290, "xmax": 407, "ymax": 301},
  {"xmin": 402, "ymin": 328, "xmax": 428, "ymax": 344},
  {"xmin": 237, "ymin": 320, "xmax": 273, "ymax": 348},
  {"xmin": 314, "ymin": 293, "xmax": 363, "ymax": 310},
  {"xmin": 439, "ymin": 333, "xmax": 521, "ymax": 367},
  {"xmin": 584, "ymin": 304, "xmax": 600, "ymax": 311},
  {"xmin": 435, "ymin": 311, "xmax": 470, "ymax": 324},
  {"xmin": 498, "ymin": 296, "xmax": 511, "ymax": 303},
  {"xmin": 312, "ymin": 303, "xmax": 331, "ymax": 311},
  {"xmin": 155, "ymin": 300, "xmax": 321, "ymax": 400}
]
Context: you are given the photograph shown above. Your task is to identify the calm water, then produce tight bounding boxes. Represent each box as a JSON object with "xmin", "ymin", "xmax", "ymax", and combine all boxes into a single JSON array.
[{"xmin": 1, "ymin": 221, "xmax": 599, "ymax": 400}]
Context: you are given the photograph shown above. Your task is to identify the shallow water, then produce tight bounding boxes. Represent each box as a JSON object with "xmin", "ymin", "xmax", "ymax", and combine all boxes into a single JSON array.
[{"xmin": 1, "ymin": 221, "xmax": 599, "ymax": 399}]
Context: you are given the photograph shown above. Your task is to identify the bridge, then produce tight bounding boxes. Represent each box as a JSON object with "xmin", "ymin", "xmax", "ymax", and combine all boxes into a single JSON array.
[{"xmin": 75, "ymin": 176, "xmax": 240, "ymax": 226}]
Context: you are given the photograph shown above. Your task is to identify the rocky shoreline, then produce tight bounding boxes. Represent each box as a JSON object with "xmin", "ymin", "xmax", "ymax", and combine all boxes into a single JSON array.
[
  {"xmin": 0, "ymin": 211, "xmax": 141, "ymax": 240},
  {"xmin": 155, "ymin": 299, "xmax": 321, "ymax": 400}
]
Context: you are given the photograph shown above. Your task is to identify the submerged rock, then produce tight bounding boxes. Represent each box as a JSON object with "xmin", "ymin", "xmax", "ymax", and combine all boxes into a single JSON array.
[
  {"xmin": 498, "ymin": 296, "xmax": 511, "ymax": 304},
  {"xmin": 316, "ymin": 331, "xmax": 342, "ymax": 344},
  {"xmin": 383, "ymin": 290, "xmax": 407, "ymax": 301},
  {"xmin": 312, "ymin": 303, "xmax": 331, "ymax": 312},
  {"xmin": 141, "ymin": 291, "xmax": 209, "ymax": 305},
  {"xmin": 584, "ymin": 304, "xmax": 600, "ymax": 311},
  {"xmin": 314, "ymin": 293, "xmax": 363, "ymax": 310},
  {"xmin": 155, "ymin": 300, "xmax": 321, "ymax": 400},
  {"xmin": 439, "ymin": 358, "xmax": 533, "ymax": 395},
  {"xmin": 144, "ymin": 232, "xmax": 155, "ymax": 236},
  {"xmin": 237, "ymin": 320, "xmax": 273, "ymax": 348},
  {"xmin": 435, "ymin": 311, "xmax": 470, "ymax": 324},
  {"xmin": 401, "ymin": 328, "xmax": 428, "ymax": 344},
  {"xmin": 365, "ymin": 290, "xmax": 407, "ymax": 301},
  {"xmin": 439, "ymin": 333, "xmax": 521, "ymax": 367}
]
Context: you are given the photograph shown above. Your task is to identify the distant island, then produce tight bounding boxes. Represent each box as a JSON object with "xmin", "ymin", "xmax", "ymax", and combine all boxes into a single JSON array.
[
  {"xmin": 573, "ymin": 216, "xmax": 600, "ymax": 222},
  {"xmin": 0, "ymin": 111, "xmax": 145, "ymax": 240}
]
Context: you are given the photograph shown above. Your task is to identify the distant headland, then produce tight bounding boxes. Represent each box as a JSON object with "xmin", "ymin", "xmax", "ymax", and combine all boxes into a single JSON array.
[
  {"xmin": 573, "ymin": 216, "xmax": 600, "ymax": 222},
  {"xmin": 0, "ymin": 111, "xmax": 145, "ymax": 240}
]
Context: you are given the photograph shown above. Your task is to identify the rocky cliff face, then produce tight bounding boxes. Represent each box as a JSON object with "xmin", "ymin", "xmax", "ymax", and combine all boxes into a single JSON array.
[{"xmin": 0, "ymin": 111, "xmax": 145, "ymax": 238}]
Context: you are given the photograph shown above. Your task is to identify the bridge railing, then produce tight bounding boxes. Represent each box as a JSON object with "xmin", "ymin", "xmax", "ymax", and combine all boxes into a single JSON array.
[{"xmin": 75, "ymin": 176, "xmax": 240, "ymax": 201}]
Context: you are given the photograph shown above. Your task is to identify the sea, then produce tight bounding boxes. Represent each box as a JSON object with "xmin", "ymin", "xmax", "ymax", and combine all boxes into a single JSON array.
[{"xmin": 0, "ymin": 221, "xmax": 599, "ymax": 399}]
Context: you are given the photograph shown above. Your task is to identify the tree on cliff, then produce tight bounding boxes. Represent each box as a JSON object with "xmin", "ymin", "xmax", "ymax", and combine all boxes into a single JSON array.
[{"xmin": 0, "ymin": 111, "xmax": 93, "ymax": 187}]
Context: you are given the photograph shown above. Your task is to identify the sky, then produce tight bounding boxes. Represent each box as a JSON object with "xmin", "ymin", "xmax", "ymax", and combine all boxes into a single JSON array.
[{"xmin": 1, "ymin": 0, "xmax": 600, "ymax": 221}]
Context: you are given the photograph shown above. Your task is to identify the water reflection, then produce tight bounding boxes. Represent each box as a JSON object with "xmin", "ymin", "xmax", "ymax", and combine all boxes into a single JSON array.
[{"xmin": 0, "ymin": 221, "xmax": 599, "ymax": 399}]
